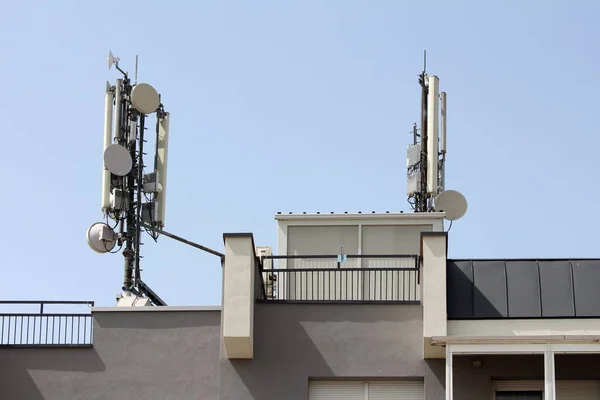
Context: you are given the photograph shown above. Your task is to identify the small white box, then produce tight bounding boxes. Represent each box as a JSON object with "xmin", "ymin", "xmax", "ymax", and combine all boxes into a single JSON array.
[{"xmin": 407, "ymin": 144, "xmax": 421, "ymax": 167}]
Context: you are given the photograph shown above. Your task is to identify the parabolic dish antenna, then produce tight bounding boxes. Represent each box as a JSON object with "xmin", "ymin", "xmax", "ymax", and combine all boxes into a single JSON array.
[
  {"xmin": 86, "ymin": 222, "xmax": 117, "ymax": 254},
  {"xmin": 131, "ymin": 83, "xmax": 160, "ymax": 114},
  {"xmin": 104, "ymin": 144, "xmax": 132, "ymax": 176},
  {"xmin": 435, "ymin": 189, "xmax": 468, "ymax": 221}
]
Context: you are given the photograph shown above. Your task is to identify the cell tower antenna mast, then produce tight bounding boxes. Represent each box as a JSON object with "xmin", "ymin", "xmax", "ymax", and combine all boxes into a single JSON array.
[
  {"xmin": 88, "ymin": 50, "xmax": 224, "ymax": 307},
  {"xmin": 405, "ymin": 53, "xmax": 469, "ymax": 225}
]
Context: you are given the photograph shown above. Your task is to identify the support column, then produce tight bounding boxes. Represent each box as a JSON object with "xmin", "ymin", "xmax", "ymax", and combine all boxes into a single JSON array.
[
  {"xmin": 222, "ymin": 233, "xmax": 256, "ymax": 359},
  {"xmin": 421, "ymin": 231, "xmax": 448, "ymax": 358},
  {"xmin": 445, "ymin": 345, "xmax": 453, "ymax": 400},
  {"xmin": 544, "ymin": 346, "xmax": 556, "ymax": 400}
]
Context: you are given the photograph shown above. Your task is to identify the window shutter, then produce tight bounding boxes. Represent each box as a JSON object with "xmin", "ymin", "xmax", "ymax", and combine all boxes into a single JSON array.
[
  {"xmin": 309, "ymin": 381, "xmax": 364, "ymax": 400},
  {"xmin": 556, "ymin": 381, "xmax": 600, "ymax": 400},
  {"xmin": 368, "ymin": 381, "xmax": 424, "ymax": 400},
  {"xmin": 309, "ymin": 381, "xmax": 424, "ymax": 400}
]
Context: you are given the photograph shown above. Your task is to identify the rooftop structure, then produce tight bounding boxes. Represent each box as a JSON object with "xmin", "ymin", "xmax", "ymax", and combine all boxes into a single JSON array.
[{"xmin": 2, "ymin": 54, "xmax": 598, "ymax": 400}]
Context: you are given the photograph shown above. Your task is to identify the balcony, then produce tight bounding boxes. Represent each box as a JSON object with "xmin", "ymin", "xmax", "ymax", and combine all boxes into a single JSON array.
[
  {"xmin": 0, "ymin": 300, "xmax": 94, "ymax": 347},
  {"xmin": 447, "ymin": 259, "xmax": 600, "ymax": 319},
  {"xmin": 256, "ymin": 254, "xmax": 420, "ymax": 303}
]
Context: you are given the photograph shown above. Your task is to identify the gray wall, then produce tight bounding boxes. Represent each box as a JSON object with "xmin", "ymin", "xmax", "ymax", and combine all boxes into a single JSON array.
[
  {"xmin": 453, "ymin": 354, "xmax": 600, "ymax": 399},
  {"xmin": 219, "ymin": 303, "xmax": 444, "ymax": 400},
  {"xmin": 0, "ymin": 310, "xmax": 221, "ymax": 400}
]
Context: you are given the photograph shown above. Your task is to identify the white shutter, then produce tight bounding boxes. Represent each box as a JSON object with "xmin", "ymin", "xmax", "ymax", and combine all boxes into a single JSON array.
[
  {"xmin": 368, "ymin": 381, "xmax": 424, "ymax": 400},
  {"xmin": 309, "ymin": 381, "xmax": 424, "ymax": 400},
  {"xmin": 309, "ymin": 381, "xmax": 364, "ymax": 400},
  {"xmin": 556, "ymin": 381, "xmax": 600, "ymax": 400}
]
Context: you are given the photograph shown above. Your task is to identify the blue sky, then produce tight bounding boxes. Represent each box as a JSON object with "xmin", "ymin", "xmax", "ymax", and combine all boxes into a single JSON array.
[{"xmin": 1, "ymin": 1, "xmax": 598, "ymax": 307}]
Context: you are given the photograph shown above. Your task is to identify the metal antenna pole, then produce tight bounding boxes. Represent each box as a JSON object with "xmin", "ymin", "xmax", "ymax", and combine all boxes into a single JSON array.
[
  {"xmin": 122, "ymin": 78, "xmax": 136, "ymax": 292},
  {"xmin": 134, "ymin": 113, "xmax": 146, "ymax": 285},
  {"xmin": 418, "ymin": 68, "xmax": 428, "ymax": 212},
  {"xmin": 134, "ymin": 55, "xmax": 139, "ymax": 84}
]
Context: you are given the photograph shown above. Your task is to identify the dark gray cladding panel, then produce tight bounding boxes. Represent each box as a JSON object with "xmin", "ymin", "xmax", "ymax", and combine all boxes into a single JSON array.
[
  {"xmin": 446, "ymin": 260, "xmax": 474, "ymax": 319},
  {"xmin": 539, "ymin": 260, "xmax": 575, "ymax": 317},
  {"xmin": 505, "ymin": 261, "xmax": 542, "ymax": 318},
  {"xmin": 473, "ymin": 261, "xmax": 507, "ymax": 318},
  {"xmin": 572, "ymin": 260, "xmax": 600, "ymax": 316}
]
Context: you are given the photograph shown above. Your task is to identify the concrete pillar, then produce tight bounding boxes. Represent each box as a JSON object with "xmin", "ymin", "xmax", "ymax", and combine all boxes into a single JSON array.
[
  {"xmin": 421, "ymin": 231, "xmax": 448, "ymax": 359},
  {"xmin": 222, "ymin": 233, "xmax": 256, "ymax": 359}
]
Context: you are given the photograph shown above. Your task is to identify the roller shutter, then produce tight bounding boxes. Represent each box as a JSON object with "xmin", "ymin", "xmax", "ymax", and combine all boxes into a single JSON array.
[
  {"xmin": 492, "ymin": 380, "xmax": 600, "ymax": 399},
  {"xmin": 557, "ymin": 381, "xmax": 600, "ymax": 399},
  {"xmin": 369, "ymin": 381, "xmax": 424, "ymax": 400},
  {"xmin": 309, "ymin": 381, "xmax": 424, "ymax": 400},
  {"xmin": 309, "ymin": 381, "xmax": 364, "ymax": 400}
]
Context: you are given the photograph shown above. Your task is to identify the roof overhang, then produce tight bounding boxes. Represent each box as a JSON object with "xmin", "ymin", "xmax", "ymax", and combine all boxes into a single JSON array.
[
  {"xmin": 431, "ymin": 335, "xmax": 600, "ymax": 346},
  {"xmin": 274, "ymin": 212, "xmax": 446, "ymax": 221}
]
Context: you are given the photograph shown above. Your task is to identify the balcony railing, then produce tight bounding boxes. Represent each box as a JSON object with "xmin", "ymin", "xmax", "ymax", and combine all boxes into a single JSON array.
[
  {"xmin": 447, "ymin": 259, "xmax": 600, "ymax": 319},
  {"xmin": 0, "ymin": 301, "xmax": 94, "ymax": 347},
  {"xmin": 257, "ymin": 255, "xmax": 420, "ymax": 303}
]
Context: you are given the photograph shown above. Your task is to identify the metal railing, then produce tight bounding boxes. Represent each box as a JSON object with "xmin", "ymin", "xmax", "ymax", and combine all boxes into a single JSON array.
[
  {"xmin": 0, "ymin": 301, "xmax": 94, "ymax": 346},
  {"xmin": 257, "ymin": 255, "xmax": 420, "ymax": 303}
]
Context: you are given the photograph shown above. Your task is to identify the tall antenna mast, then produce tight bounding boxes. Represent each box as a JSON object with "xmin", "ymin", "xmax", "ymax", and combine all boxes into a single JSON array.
[
  {"xmin": 87, "ymin": 51, "xmax": 225, "ymax": 307},
  {"xmin": 406, "ymin": 50, "xmax": 448, "ymax": 213},
  {"xmin": 92, "ymin": 50, "xmax": 169, "ymax": 305}
]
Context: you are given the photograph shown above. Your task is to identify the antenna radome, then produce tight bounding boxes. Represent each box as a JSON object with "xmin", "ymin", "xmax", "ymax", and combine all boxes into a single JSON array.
[
  {"xmin": 434, "ymin": 189, "xmax": 468, "ymax": 221},
  {"xmin": 87, "ymin": 222, "xmax": 117, "ymax": 253},
  {"xmin": 103, "ymin": 143, "xmax": 133, "ymax": 177},
  {"xmin": 107, "ymin": 50, "xmax": 120, "ymax": 70},
  {"xmin": 426, "ymin": 75, "xmax": 439, "ymax": 195},
  {"xmin": 131, "ymin": 83, "xmax": 160, "ymax": 114}
]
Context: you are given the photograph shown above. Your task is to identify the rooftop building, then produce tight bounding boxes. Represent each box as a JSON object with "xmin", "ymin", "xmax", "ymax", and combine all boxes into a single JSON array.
[
  {"xmin": 3, "ymin": 57, "xmax": 596, "ymax": 400},
  {"xmin": 2, "ymin": 211, "xmax": 600, "ymax": 400}
]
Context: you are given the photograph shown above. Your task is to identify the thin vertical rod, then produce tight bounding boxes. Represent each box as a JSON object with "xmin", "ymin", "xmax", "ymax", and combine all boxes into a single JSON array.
[
  {"xmin": 135, "ymin": 55, "xmax": 139, "ymax": 84},
  {"xmin": 123, "ymin": 79, "xmax": 135, "ymax": 292}
]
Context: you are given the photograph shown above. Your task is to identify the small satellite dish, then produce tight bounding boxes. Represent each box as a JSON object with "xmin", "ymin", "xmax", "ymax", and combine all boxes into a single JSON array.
[
  {"xmin": 435, "ymin": 189, "xmax": 468, "ymax": 221},
  {"xmin": 131, "ymin": 83, "xmax": 160, "ymax": 114},
  {"xmin": 86, "ymin": 222, "xmax": 117, "ymax": 254},
  {"xmin": 107, "ymin": 50, "xmax": 119, "ymax": 70},
  {"xmin": 104, "ymin": 144, "xmax": 132, "ymax": 176}
]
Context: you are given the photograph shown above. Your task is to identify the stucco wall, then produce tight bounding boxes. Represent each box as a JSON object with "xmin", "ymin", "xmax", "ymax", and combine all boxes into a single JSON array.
[
  {"xmin": 219, "ymin": 303, "xmax": 444, "ymax": 400},
  {"xmin": 0, "ymin": 310, "xmax": 221, "ymax": 400}
]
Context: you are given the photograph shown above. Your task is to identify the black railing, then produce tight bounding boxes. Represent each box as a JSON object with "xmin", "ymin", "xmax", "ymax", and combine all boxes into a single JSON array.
[
  {"xmin": 447, "ymin": 259, "xmax": 600, "ymax": 319},
  {"xmin": 257, "ymin": 255, "xmax": 420, "ymax": 303},
  {"xmin": 0, "ymin": 301, "xmax": 94, "ymax": 346}
]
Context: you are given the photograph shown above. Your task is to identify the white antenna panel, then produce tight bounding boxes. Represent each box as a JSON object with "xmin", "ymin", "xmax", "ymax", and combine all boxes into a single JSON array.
[
  {"xmin": 441, "ymin": 92, "xmax": 447, "ymax": 154},
  {"xmin": 104, "ymin": 143, "xmax": 132, "ymax": 176},
  {"xmin": 426, "ymin": 75, "xmax": 439, "ymax": 194},
  {"xmin": 131, "ymin": 83, "xmax": 160, "ymax": 114},
  {"xmin": 406, "ymin": 143, "xmax": 421, "ymax": 167},
  {"xmin": 434, "ymin": 189, "xmax": 468, "ymax": 221},
  {"xmin": 101, "ymin": 82, "xmax": 114, "ymax": 213},
  {"xmin": 154, "ymin": 113, "xmax": 170, "ymax": 228}
]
